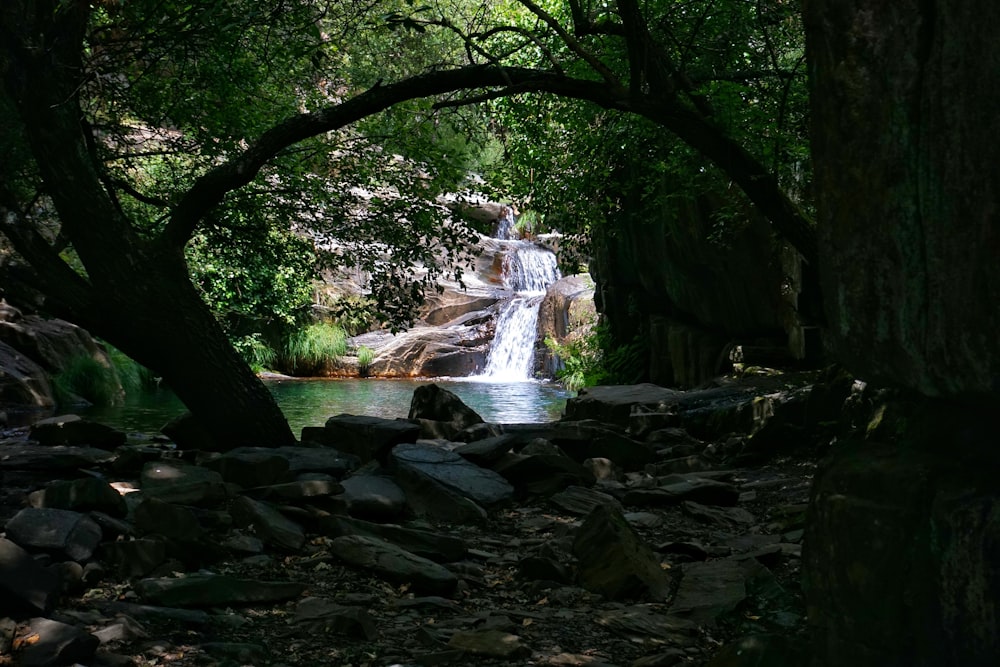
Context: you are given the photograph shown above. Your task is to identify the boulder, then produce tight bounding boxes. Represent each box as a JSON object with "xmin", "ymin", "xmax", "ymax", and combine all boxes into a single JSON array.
[
  {"xmin": 5, "ymin": 508, "xmax": 102, "ymax": 562},
  {"xmin": 245, "ymin": 478, "xmax": 344, "ymax": 503},
  {"xmin": 0, "ymin": 444, "xmax": 115, "ymax": 472},
  {"xmin": 202, "ymin": 447, "xmax": 291, "ymax": 488},
  {"xmin": 339, "ymin": 474, "xmax": 408, "ymax": 521},
  {"xmin": 140, "ymin": 461, "xmax": 228, "ymax": 506},
  {"xmin": 14, "ymin": 617, "xmax": 100, "ymax": 667},
  {"xmin": 453, "ymin": 434, "xmax": 516, "ymax": 466},
  {"xmin": 322, "ymin": 415, "xmax": 421, "ymax": 463},
  {"xmin": 535, "ymin": 274, "xmax": 597, "ymax": 376},
  {"xmin": 229, "ymin": 496, "xmax": 305, "ymax": 552},
  {"xmin": 549, "ymin": 485, "xmax": 621, "ymax": 516},
  {"xmin": 572, "ymin": 503, "xmax": 671, "ymax": 601},
  {"xmin": 29, "ymin": 415, "xmax": 126, "ymax": 448},
  {"xmin": 623, "ymin": 477, "xmax": 740, "ymax": 508},
  {"xmin": 493, "ymin": 453, "xmax": 595, "ymax": 496},
  {"xmin": 670, "ymin": 558, "xmax": 773, "ymax": 625},
  {"xmin": 563, "ymin": 384, "xmax": 682, "ymax": 427},
  {"xmin": 101, "ymin": 539, "xmax": 168, "ymax": 579},
  {"xmin": 359, "ymin": 325, "xmax": 492, "ymax": 378},
  {"xmin": 272, "ymin": 446, "xmax": 359, "ymax": 479},
  {"xmin": 389, "ymin": 442, "xmax": 512, "ymax": 508},
  {"xmin": 132, "ymin": 497, "xmax": 206, "ymax": 542},
  {"xmin": 293, "ymin": 597, "xmax": 377, "ymax": 640},
  {"xmin": 503, "ymin": 421, "xmax": 656, "ymax": 469},
  {"xmin": 0, "ymin": 339, "xmax": 53, "ymax": 408},
  {"xmin": 448, "ymin": 629, "xmax": 531, "ymax": 659},
  {"xmin": 408, "ymin": 384, "xmax": 485, "ymax": 429},
  {"xmin": 329, "ymin": 535, "xmax": 458, "ymax": 596},
  {"xmin": 29, "ymin": 477, "xmax": 127, "ymax": 517},
  {"xmin": 0, "ymin": 538, "xmax": 61, "ymax": 616}
]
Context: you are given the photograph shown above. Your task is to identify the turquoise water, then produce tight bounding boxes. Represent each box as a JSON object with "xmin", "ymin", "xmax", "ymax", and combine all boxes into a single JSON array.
[{"xmin": 76, "ymin": 377, "xmax": 572, "ymax": 437}]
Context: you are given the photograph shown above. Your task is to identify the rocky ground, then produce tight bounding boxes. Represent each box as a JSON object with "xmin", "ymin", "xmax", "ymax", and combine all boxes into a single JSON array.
[{"xmin": 0, "ymin": 371, "xmax": 854, "ymax": 667}]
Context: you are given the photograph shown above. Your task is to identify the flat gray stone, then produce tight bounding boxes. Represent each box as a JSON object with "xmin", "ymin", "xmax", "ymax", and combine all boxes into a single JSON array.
[
  {"xmin": 324, "ymin": 414, "xmax": 421, "ymax": 463},
  {"xmin": 293, "ymin": 597, "xmax": 377, "ymax": 639},
  {"xmin": 453, "ymin": 434, "xmax": 516, "ymax": 466},
  {"xmin": 230, "ymin": 496, "xmax": 305, "ymax": 551},
  {"xmin": 624, "ymin": 478, "xmax": 739, "ymax": 507},
  {"xmin": 133, "ymin": 497, "xmax": 206, "ymax": 542},
  {"xmin": 550, "ymin": 485, "xmax": 621, "ymax": 516},
  {"xmin": 340, "ymin": 474, "xmax": 407, "ymax": 521},
  {"xmin": 135, "ymin": 574, "xmax": 306, "ymax": 607},
  {"xmin": 141, "ymin": 461, "xmax": 228, "ymax": 506},
  {"xmin": 0, "ymin": 538, "xmax": 61, "ymax": 616},
  {"xmin": 246, "ymin": 478, "xmax": 344, "ymax": 502},
  {"xmin": 5, "ymin": 508, "xmax": 102, "ymax": 561},
  {"xmin": 390, "ymin": 442, "xmax": 513, "ymax": 507},
  {"xmin": 16, "ymin": 617, "xmax": 99, "ymax": 667},
  {"xmin": 329, "ymin": 535, "xmax": 458, "ymax": 596},
  {"xmin": 447, "ymin": 629, "xmax": 530, "ymax": 658}
]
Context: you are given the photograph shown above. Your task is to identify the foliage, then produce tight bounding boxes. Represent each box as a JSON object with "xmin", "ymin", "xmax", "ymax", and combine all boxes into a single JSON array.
[
  {"xmin": 546, "ymin": 318, "xmax": 649, "ymax": 391},
  {"xmin": 52, "ymin": 356, "xmax": 123, "ymax": 407},
  {"xmin": 106, "ymin": 345, "xmax": 158, "ymax": 395},
  {"xmin": 232, "ymin": 334, "xmax": 278, "ymax": 374},
  {"xmin": 281, "ymin": 322, "xmax": 348, "ymax": 374},
  {"xmin": 356, "ymin": 345, "xmax": 376, "ymax": 377}
]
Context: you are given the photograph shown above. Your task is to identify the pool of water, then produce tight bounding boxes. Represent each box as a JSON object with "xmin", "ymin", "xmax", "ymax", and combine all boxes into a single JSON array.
[{"xmin": 71, "ymin": 377, "xmax": 572, "ymax": 437}]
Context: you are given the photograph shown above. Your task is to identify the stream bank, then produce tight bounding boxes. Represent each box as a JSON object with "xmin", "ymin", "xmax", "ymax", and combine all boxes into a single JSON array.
[{"xmin": 0, "ymin": 369, "xmax": 850, "ymax": 666}]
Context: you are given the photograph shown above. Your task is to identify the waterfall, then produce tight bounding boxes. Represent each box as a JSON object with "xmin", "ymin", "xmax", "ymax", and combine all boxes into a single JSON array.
[{"xmin": 481, "ymin": 241, "xmax": 561, "ymax": 380}]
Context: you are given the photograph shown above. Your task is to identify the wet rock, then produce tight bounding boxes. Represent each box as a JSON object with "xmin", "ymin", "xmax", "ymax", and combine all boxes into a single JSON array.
[
  {"xmin": 572, "ymin": 504, "xmax": 671, "ymax": 600},
  {"xmin": 28, "ymin": 477, "xmax": 127, "ymax": 517},
  {"xmin": 0, "ymin": 538, "xmax": 61, "ymax": 616},
  {"xmin": 14, "ymin": 617, "xmax": 99, "ymax": 667},
  {"xmin": 134, "ymin": 574, "xmax": 306, "ymax": 607},
  {"xmin": 390, "ymin": 442, "xmax": 513, "ymax": 508},
  {"xmin": 0, "ymin": 617, "xmax": 15, "ymax": 653},
  {"xmin": 408, "ymin": 384, "xmax": 485, "ymax": 430},
  {"xmin": 680, "ymin": 501, "xmax": 756, "ymax": 528},
  {"xmin": 447, "ymin": 629, "xmax": 531, "ymax": 659},
  {"xmin": 453, "ymin": 434, "xmax": 516, "ymax": 466},
  {"xmin": 5, "ymin": 508, "xmax": 102, "ymax": 561},
  {"xmin": 670, "ymin": 558, "xmax": 771, "ymax": 625},
  {"xmin": 202, "ymin": 447, "xmax": 290, "ymax": 488},
  {"xmin": 550, "ymin": 486, "xmax": 621, "ymax": 516},
  {"xmin": 329, "ymin": 534, "xmax": 458, "ymax": 596},
  {"xmin": 339, "ymin": 474, "xmax": 407, "ymax": 521},
  {"xmin": 230, "ymin": 496, "xmax": 305, "ymax": 551},
  {"xmin": 29, "ymin": 414, "xmax": 126, "ymax": 448},
  {"xmin": 323, "ymin": 414, "xmax": 422, "ymax": 463},
  {"xmin": 623, "ymin": 477, "xmax": 739, "ymax": 507},
  {"xmin": 293, "ymin": 597, "xmax": 377, "ymax": 639},
  {"xmin": 140, "ymin": 461, "xmax": 228, "ymax": 506},
  {"xmin": 319, "ymin": 515, "xmax": 466, "ymax": 562}
]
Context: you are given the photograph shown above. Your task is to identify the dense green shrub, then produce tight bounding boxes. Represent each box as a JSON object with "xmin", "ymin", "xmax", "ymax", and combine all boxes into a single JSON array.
[
  {"xmin": 52, "ymin": 356, "xmax": 123, "ymax": 406},
  {"xmin": 356, "ymin": 345, "xmax": 376, "ymax": 377},
  {"xmin": 281, "ymin": 322, "xmax": 348, "ymax": 374}
]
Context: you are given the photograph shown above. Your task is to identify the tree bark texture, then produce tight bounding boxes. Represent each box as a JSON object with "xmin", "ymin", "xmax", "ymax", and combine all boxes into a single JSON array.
[{"xmin": 805, "ymin": 0, "xmax": 1000, "ymax": 396}]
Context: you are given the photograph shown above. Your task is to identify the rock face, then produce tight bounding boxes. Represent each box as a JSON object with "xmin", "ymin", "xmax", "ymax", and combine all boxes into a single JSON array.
[
  {"xmin": 0, "ymin": 339, "xmax": 54, "ymax": 409},
  {"xmin": 590, "ymin": 191, "xmax": 809, "ymax": 387},
  {"xmin": 535, "ymin": 274, "xmax": 596, "ymax": 376}
]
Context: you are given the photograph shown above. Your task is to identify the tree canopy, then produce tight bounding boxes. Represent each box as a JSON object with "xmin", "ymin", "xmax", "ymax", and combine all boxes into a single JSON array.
[{"xmin": 0, "ymin": 0, "xmax": 814, "ymax": 448}]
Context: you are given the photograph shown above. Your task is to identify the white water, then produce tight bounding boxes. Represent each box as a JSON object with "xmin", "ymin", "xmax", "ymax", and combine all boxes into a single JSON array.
[{"xmin": 480, "ymin": 241, "xmax": 561, "ymax": 381}]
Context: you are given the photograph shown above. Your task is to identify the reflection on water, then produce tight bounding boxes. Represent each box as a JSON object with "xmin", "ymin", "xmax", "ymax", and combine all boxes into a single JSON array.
[{"xmin": 77, "ymin": 378, "xmax": 571, "ymax": 437}]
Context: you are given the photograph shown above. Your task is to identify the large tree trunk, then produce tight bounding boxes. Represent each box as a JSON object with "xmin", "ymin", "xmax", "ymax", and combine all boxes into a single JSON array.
[
  {"xmin": 803, "ymin": 2, "xmax": 1000, "ymax": 665},
  {"xmin": 1, "ymin": 0, "xmax": 295, "ymax": 449},
  {"xmin": 806, "ymin": 0, "xmax": 1000, "ymax": 395}
]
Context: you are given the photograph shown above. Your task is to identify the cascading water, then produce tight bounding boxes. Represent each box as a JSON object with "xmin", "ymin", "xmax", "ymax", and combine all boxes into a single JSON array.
[{"xmin": 481, "ymin": 241, "xmax": 561, "ymax": 380}]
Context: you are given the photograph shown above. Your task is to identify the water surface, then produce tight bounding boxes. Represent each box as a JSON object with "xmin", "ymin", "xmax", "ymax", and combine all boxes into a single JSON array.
[{"xmin": 78, "ymin": 377, "xmax": 571, "ymax": 437}]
